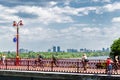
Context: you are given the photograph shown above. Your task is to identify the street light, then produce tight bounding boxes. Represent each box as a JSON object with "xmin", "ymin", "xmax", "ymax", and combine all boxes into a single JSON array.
[{"xmin": 13, "ymin": 20, "xmax": 23, "ymax": 65}]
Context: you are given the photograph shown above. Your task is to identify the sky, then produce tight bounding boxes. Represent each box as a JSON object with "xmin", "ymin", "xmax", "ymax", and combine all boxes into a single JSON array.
[{"xmin": 0, "ymin": 0, "xmax": 120, "ymax": 52}]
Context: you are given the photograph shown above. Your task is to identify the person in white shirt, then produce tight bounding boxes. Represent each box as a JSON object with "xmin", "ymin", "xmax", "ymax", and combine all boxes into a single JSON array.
[
  {"xmin": 114, "ymin": 55, "xmax": 119, "ymax": 74},
  {"xmin": 82, "ymin": 54, "xmax": 88, "ymax": 71},
  {"xmin": 2, "ymin": 54, "xmax": 6, "ymax": 65}
]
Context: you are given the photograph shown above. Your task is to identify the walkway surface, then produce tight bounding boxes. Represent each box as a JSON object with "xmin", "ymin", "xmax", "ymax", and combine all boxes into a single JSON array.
[{"xmin": 0, "ymin": 65, "xmax": 120, "ymax": 75}]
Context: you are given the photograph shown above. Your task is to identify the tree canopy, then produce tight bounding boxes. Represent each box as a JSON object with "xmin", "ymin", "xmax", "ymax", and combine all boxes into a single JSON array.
[{"xmin": 110, "ymin": 38, "xmax": 120, "ymax": 56}]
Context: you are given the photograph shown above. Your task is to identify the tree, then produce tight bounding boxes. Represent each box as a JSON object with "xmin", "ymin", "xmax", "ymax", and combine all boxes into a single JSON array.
[{"xmin": 110, "ymin": 38, "xmax": 120, "ymax": 59}]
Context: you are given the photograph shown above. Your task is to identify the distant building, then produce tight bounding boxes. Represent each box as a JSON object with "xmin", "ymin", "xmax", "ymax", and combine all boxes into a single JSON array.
[
  {"xmin": 80, "ymin": 48, "xmax": 84, "ymax": 52},
  {"xmin": 106, "ymin": 48, "xmax": 110, "ymax": 52},
  {"xmin": 102, "ymin": 48, "xmax": 110, "ymax": 52},
  {"xmin": 80, "ymin": 48, "xmax": 87, "ymax": 52},
  {"xmin": 102, "ymin": 48, "xmax": 105, "ymax": 52},
  {"xmin": 53, "ymin": 46, "xmax": 56, "ymax": 52},
  {"xmin": 48, "ymin": 49, "xmax": 51, "ymax": 52},
  {"xmin": 67, "ymin": 49, "xmax": 78, "ymax": 53},
  {"xmin": 52, "ymin": 46, "xmax": 61, "ymax": 52},
  {"xmin": 47, "ymin": 46, "xmax": 110, "ymax": 53},
  {"xmin": 57, "ymin": 46, "xmax": 60, "ymax": 52},
  {"xmin": 19, "ymin": 48, "xmax": 29, "ymax": 53},
  {"xmin": 80, "ymin": 48, "xmax": 92, "ymax": 52}
]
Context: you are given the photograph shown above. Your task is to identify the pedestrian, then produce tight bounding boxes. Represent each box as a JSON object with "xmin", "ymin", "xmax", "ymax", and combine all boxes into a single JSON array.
[
  {"xmin": 2, "ymin": 54, "xmax": 6, "ymax": 65},
  {"xmin": 52, "ymin": 55, "xmax": 58, "ymax": 67},
  {"xmin": 113, "ymin": 55, "xmax": 119, "ymax": 74},
  {"xmin": 34, "ymin": 54, "xmax": 44, "ymax": 67},
  {"xmin": 82, "ymin": 54, "xmax": 88, "ymax": 71},
  {"xmin": 106, "ymin": 57, "xmax": 113, "ymax": 74},
  {"xmin": 0, "ymin": 54, "xmax": 2, "ymax": 64}
]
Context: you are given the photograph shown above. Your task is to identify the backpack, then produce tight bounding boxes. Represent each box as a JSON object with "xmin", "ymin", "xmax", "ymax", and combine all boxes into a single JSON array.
[{"xmin": 85, "ymin": 59, "xmax": 89, "ymax": 62}]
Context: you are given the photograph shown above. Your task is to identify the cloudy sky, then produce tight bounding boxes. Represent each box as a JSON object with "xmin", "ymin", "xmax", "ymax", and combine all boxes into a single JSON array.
[{"xmin": 0, "ymin": 0, "xmax": 120, "ymax": 52}]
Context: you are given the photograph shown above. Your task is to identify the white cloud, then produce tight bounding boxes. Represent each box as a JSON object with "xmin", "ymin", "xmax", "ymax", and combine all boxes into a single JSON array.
[
  {"xmin": 0, "ymin": 0, "xmax": 119, "ymax": 25},
  {"xmin": 0, "ymin": 5, "xmax": 73, "ymax": 24},
  {"xmin": 92, "ymin": 0, "xmax": 111, "ymax": 3},
  {"xmin": 2, "ymin": 2, "xmax": 120, "ymax": 25},
  {"xmin": 92, "ymin": 0, "xmax": 99, "ymax": 2},
  {"xmin": 63, "ymin": 0, "xmax": 73, "ymax": 6},
  {"xmin": 20, "ymin": 27, "xmax": 58, "ymax": 41},
  {"xmin": 61, "ymin": 25, "xmax": 120, "ymax": 49},
  {"xmin": 91, "ymin": 2, "xmax": 120, "ymax": 14},
  {"xmin": 61, "ymin": 6, "xmax": 97, "ymax": 16},
  {"xmin": 14, "ymin": 6, "xmax": 74, "ymax": 24},
  {"xmin": 104, "ymin": 0, "xmax": 111, "ymax": 2},
  {"xmin": 7, "ymin": 5, "xmax": 97, "ymax": 24},
  {"xmin": 0, "ymin": 5, "xmax": 19, "ymax": 21},
  {"xmin": 112, "ymin": 17, "xmax": 120, "ymax": 22},
  {"xmin": 0, "ymin": 23, "xmax": 120, "ymax": 51},
  {"xmin": 104, "ymin": 2, "xmax": 120, "ymax": 12},
  {"xmin": 19, "ymin": 24, "xmax": 120, "ymax": 43},
  {"xmin": 49, "ymin": 1, "xmax": 57, "ymax": 6}
]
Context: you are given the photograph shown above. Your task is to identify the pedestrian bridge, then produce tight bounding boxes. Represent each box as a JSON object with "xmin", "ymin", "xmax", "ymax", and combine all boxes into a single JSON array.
[{"xmin": 0, "ymin": 58, "xmax": 119, "ymax": 80}]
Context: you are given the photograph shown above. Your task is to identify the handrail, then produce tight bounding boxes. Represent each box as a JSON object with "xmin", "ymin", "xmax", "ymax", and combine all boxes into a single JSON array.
[{"xmin": 0, "ymin": 58, "xmax": 119, "ymax": 74}]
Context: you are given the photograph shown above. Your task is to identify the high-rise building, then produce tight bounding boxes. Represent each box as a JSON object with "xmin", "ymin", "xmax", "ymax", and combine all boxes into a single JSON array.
[
  {"xmin": 102, "ymin": 48, "xmax": 105, "ymax": 52},
  {"xmin": 57, "ymin": 46, "xmax": 60, "ymax": 52},
  {"xmin": 106, "ymin": 48, "xmax": 110, "ymax": 52},
  {"xmin": 52, "ymin": 46, "xmax": 61, "ymax": 52},
  {"xmin": 53, "ymin": 46, "xmax": 56, "ymax": 52}
]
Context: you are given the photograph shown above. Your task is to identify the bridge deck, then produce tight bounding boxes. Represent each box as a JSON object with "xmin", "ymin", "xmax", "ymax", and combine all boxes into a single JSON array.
[
  {"xmin": 0, "ymin": 65, "xmax": 120, "ymax": 75},
  {"xmin": 0, "ymin": 69, "xmax": 120, "ymax": 80}
]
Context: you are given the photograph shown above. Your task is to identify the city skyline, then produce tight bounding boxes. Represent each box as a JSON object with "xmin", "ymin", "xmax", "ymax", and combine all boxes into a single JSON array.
[
  {"xmin": 10, "ymin": 46, "xmax": 110, "ymax": 53},
  {"xmin": 0, "ymin": 0, "xmax": 120, "ymax": 52}
]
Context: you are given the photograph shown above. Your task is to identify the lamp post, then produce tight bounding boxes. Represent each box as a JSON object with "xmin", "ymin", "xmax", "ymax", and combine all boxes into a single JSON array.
[{"xmin": 13, "ymin": 20, "xmax": 23, "ymax": 65}]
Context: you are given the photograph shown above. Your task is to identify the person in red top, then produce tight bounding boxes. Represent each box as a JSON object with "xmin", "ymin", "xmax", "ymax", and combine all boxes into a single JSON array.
[{"xmin": 106, "ymin": 57, "xmax": 113, "ymax": 74}]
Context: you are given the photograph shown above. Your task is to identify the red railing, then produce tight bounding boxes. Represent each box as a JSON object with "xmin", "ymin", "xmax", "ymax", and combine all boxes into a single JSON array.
[{"xmin": 0, "ymin": 58, "xmax": 119, "ymax": 74}]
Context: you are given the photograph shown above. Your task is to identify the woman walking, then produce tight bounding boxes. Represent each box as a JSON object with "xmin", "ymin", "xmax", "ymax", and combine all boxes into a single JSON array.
[
  {"xmin": 82, "ymin": 54, "xmax": 88, "ymax": 71},
  {"xmin": 113, "ymin": 55, "xmax": 119, "ymax": 74}
]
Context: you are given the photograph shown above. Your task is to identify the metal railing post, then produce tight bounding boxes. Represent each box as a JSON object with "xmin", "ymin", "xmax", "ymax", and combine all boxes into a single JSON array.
[
  {"xmin": 5, "ymin": 59, "xmax": 7, "ymax": 70},
  {"xmin": 51, "ymin": 60, "xmax": 53, "ymax": 71},
  {"xmin": 77, "ymin": 59, "xmax": 79, "ymax": 73},
  {"xmin": 27, "ymin": 59, "xmax": 29, "ymax": 70}
]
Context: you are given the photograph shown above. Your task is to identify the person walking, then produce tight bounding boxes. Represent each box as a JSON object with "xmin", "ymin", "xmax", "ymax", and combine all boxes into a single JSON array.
[
  {"xmin": 113, "ymin": 55, "xmax": 119, "ymax": 74},
  {"xmin": 34, "ymin": 54, "xmax": 44, "ymax": 67},
  {"xmin": 2, "ymin": 54, "xmax": 6, "ymax": 65},
  {"xmin": 106, "ymin": 57, "xmax": 113, "ymax": 74},
  {"xmin": 0, "ymin": 54, "xmax": 2, "ymax": 64},
  {"xmin": 82, "ymin": 54, "xmax": 88, "ymax": 71},
  {"xmin": 52, "ymin": 55, "xmax": 58, "ymax": 67}
]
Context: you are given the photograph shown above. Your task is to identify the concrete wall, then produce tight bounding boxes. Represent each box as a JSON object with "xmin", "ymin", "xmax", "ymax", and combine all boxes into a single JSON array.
[{"xmin": 0, "ymin": 70, "xmax": 120, "ymax": 80}]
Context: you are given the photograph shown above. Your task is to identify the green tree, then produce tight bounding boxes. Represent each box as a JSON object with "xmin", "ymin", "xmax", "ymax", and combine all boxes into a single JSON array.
[{"xmin": 110, "ymin": 38, "xmax": 120, "ymax": 57}]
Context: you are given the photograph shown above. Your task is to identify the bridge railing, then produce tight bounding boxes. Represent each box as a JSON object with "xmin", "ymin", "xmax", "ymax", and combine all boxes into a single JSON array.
[{"xmin": 0, "ymin": 58, "xmax": 119, "ymax": 74}]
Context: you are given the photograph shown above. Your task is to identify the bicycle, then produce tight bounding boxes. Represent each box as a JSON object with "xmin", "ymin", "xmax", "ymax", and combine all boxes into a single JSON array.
[{"xmin": 32, "ymin": 60, "xmax": 44, "ymax": 68}]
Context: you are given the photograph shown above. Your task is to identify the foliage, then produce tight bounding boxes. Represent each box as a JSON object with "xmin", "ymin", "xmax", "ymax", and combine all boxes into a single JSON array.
[
  {"xmin": 2, "ymin": 52, "xmax": 110, "ymax": 59},
  {"xmin": 110, "ymin": 38, "xmax": 120, "ymax": 57}
]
